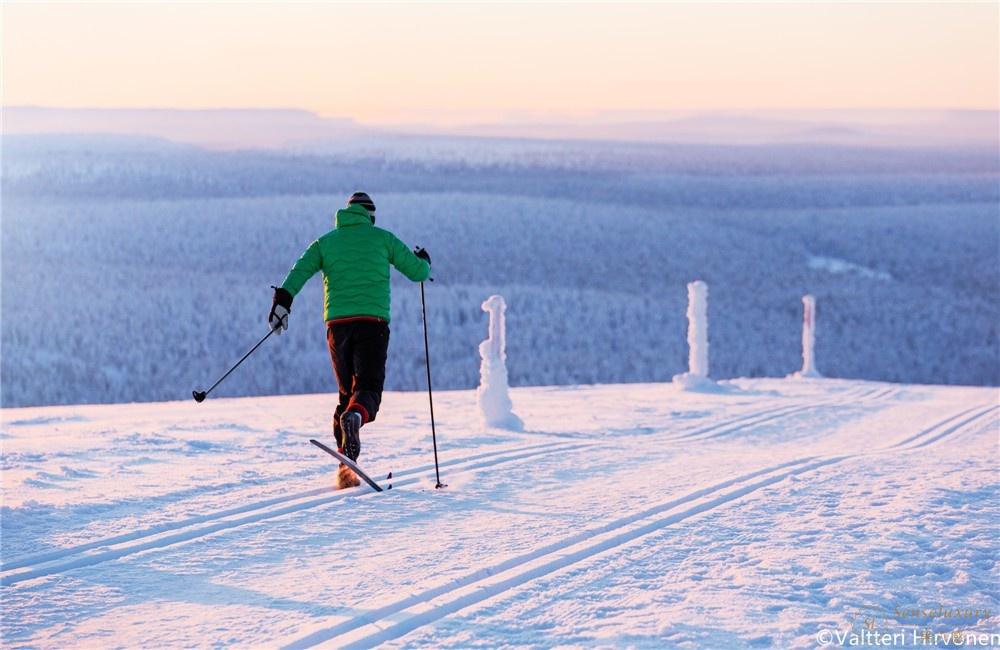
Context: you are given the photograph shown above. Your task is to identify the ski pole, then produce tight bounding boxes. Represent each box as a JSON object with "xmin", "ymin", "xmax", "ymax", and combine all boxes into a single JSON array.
[
  {"xmin": 420, "ymin": 281, "xmax": 445, "ymax": 489},
  {"xmin": 192, "ymin": 328, "xmax": 275, "ymax": 403}
]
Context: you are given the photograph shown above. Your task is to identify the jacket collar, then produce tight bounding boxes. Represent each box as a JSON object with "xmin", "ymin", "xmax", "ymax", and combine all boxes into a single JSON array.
[{"xmin": 335, "ymin": 204, "xmax": 374, "ymax": 228}]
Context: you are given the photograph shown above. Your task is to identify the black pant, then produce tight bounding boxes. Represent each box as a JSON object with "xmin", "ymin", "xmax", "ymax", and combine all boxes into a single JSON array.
[{"xmin": 327, "ymin": 319, "xmax": 390, "ymax": 440}]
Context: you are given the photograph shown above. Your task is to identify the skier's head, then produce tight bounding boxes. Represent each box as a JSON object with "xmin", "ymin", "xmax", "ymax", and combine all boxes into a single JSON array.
[{"xmin": 347, "ymin": 192, "xmax": 376, "ymax": 224}]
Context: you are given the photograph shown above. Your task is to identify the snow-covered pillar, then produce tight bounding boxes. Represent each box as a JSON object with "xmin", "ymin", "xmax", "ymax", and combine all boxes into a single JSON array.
[
  {"xmin": 673, "ymin": 280, "xmax": 715, "ymax": 390},
  {"xmin": 477, "ymin": 295, "xmax": 523, "ymax": 430},
  {"xmin": 686, "ymin": 280, "xmax": 709, "ymax": 378},
  {"xmin": 797, "ymin": 294, "xmax": 823, "ymax": 378}
]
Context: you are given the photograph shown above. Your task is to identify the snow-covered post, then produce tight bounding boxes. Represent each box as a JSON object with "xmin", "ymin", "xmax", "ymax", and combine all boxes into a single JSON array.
[
  {"xmin": 673, "ymin": 280, "xmax": 715, "ymax": 390},
  {"xmin": 687, "ymin": 280, "xmax": 709, "ymax": 378},
  {"xmin": 792, "ymin": 294, "xmax": 823, "ymax": 378},
  {"xmin": 477, "ymin": 295, "xmax": 523, "ymax": 430}
]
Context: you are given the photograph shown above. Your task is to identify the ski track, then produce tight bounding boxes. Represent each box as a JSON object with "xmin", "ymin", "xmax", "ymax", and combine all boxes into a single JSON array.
[
  {"xmin": 0, "ymin": 384, "xmax": 907, "ymax": 588},
  {"xmin": 0, "ymin": 441, "xmax": 594, "ymax": 586},
  {"xmin": 890, "ymin": 403, "xmax": 997, "ymax": 449},
  {"xmin": 667, "ymin": 384, "xmax": 891, "ymax": 443},
  {"xmin": 1, "ymin": 383, "xmax": 877, "ymax": 584},
  {"xmin": 2, "ymin": 438, "xmax": 569, "ymax": 572},
  {"xmin": 283, "ymin": 400, "xmax": 997, "ymax": 649}
]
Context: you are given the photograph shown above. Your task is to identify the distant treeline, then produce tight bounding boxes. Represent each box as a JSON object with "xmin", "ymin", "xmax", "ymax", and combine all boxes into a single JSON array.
[
  {"xmin": 1, "ymin": 136, "xmax": 998, "ymax": 407},
  {"xmin": 3, "ymin": 134, "xmax": 998, "ymax": 209}
]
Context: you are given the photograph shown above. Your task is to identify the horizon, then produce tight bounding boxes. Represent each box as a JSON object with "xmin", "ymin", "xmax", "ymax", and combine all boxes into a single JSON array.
[{"xmin": 6, "ymin": 105, "xmax": 998, "ymax": 150}]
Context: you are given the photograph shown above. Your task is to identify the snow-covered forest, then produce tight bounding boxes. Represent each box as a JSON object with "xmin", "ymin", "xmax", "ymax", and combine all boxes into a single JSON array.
[{"xmin": 2, "ymin": 134, "xmax": 997, "ymax": 407}]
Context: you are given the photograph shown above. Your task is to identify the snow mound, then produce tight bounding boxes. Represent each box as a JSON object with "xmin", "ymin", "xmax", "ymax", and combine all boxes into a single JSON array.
[{"xmin": 808, "ymin": 254, "xmax": 892, "ymax": 281}]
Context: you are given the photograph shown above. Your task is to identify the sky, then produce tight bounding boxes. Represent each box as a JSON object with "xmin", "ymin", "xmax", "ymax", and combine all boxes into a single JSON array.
[{"xmin": 3, "ymin": 2, "xmax": 998, "ymax": 126}]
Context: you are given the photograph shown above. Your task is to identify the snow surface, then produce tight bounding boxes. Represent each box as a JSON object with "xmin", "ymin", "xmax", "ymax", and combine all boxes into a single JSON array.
[{"xmin": 2, "ymin": 379, "xmax": 998, "ymax": 648}]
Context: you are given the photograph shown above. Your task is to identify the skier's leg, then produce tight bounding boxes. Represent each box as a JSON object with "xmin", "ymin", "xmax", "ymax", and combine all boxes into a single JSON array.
[
  {"xmin": 349, "ymin": 321, "xmax": 390, "ymax": 424},
  {"xmin": 331, "ymin": 321, "xmax": 366, "ymax": 461},
  {"xmin": 328, "ymin": 323, "xmax": 362, "ymax": 486},
  {"xmin": 327, "ymin": 324, "xmax": 355, "ymax": 450}
]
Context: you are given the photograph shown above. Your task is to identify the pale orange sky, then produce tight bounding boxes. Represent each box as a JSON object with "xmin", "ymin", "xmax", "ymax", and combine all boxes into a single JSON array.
[{"xmin": 3, "ymin": 2, "xmax": 997, "ymax": 125}]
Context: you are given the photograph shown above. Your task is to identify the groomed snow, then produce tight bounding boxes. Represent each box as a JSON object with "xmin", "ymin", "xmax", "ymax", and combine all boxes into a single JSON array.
[{"xmin": 2, "ymin": 379, "xmax": 998, "ymax": 648}]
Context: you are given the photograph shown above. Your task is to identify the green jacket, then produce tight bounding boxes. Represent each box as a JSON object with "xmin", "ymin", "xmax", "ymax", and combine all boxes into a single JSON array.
[{"xmin": 280, "ymin": 204, "xmax": 430, "ymax": 323}]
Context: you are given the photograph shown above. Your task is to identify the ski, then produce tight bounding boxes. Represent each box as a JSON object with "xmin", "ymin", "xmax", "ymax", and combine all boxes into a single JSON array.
[{"xmin": 309, "ymin": 439, "xmax": 387, "ymax": 492}]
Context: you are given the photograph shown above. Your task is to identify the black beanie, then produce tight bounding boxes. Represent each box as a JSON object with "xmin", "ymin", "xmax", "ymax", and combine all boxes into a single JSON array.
[{"xmin": 347, "ymin": 191, "xmax": 376, "ymax": 213}]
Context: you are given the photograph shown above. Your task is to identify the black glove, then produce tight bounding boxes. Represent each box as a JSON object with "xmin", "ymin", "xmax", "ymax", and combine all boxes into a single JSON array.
[
  {"xmin": 414, "ymin": 247, "xmax": 431, "ymax": 265},
  {"xmin": 269, "ymin": 287, "xmax": 293, "ymax": 334}
]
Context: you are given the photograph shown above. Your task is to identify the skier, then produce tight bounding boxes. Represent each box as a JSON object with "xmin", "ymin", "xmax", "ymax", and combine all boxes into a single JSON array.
[{"xmin": 268, "ymin": 192, "xmax": 431, "ymax": 485}]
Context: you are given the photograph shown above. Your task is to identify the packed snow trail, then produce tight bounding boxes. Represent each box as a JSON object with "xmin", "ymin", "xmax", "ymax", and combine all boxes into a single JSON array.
[
  {"xmin": 1, "ymin": 441, "xmax": 594, "ymax": 586},
  {"xmin": 2, "ymin": 379, "xmax": 997, "ymax": 648}
]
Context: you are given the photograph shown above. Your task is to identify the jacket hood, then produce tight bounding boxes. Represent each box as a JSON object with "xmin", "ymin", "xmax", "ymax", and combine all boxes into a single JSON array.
[{"xmin": 335, "ymin": 204, "xmax": 374, "ymax": 228}]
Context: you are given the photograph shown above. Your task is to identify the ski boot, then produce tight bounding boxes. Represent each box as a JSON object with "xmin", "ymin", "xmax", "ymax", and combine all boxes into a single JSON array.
[
  {"xmin": 339, "ymin": 410, "xmax": 363, "ymax": 461},
  {"xmin": 331, "ymin": 414, "xmax": 362, "ymax": 489}
]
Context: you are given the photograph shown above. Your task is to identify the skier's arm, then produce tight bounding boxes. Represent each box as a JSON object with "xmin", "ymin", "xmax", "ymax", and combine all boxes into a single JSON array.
[
  {"xmin": 280, "ymin": 239, "xmax": 323, "ymax": 296},
  {"xmin": 388, "ymin": 234, "xmax": 431, "ymax": 282}
]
